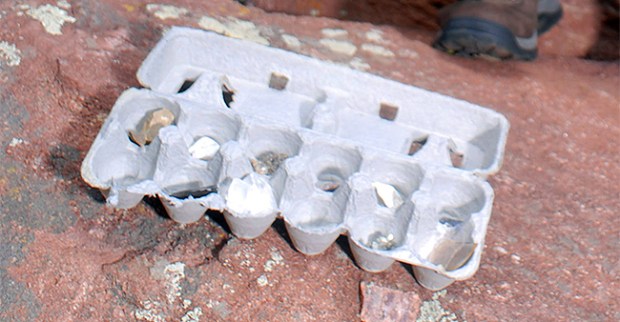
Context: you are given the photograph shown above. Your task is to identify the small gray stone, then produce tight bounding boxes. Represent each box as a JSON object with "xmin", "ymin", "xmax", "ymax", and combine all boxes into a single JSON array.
[{"xmin": 251, "ymin": 152, "xmax": 288, "ymax": 175}]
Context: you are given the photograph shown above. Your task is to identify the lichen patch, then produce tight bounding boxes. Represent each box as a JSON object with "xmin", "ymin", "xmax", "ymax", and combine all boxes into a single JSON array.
[
  {"xmin": 361, "ymin": 43, "xmax": 395, "ymax": 57},
  {"xmin": 365, "ymin": 29, "xmax": 386, "ymax": 43},
  {"xmin": 416, "ymin": 290, "xmax": 460, "ymax": 322},
  {"xmin": 198, "ymin": 16, "xmax": 270, "ymax": 46},
  {"xmin": 282, "ymin": 34, "xmax": 301, "ymax": 49},
  {"xmin": 0, "ymin": 41, "xmax": 21, "ymax": 66},
  {"xmin": 164, "ymin": 262, "xmax": 186, "ymax": 304},
  {"xmin": 134, "ymin": 300, "xmax": 164, "ymax": 322},
  {"xmin": 350, "ymin": 57, "xmax": 370, "ymax": 71},
  {"xmin": 321, "ymin": 28, "xmax": 348, "ymax": 38},
  {"xmin": 25, "ymin": 4, "xmax": 76, "ymax": 35},
  {"xmin": 181, "ymin": 307, "xmax": 203, "ymax": 322},
  {"xmin": 146, "ymin": 4, "xmax": 189, "ymax": 20},
  {"xmin": 319, "ymin": 39, "xmax": 357, "ymax": 56},
  {"xmin": 56, "ymin": 0, "xmax": 71, "ymax": 10}
]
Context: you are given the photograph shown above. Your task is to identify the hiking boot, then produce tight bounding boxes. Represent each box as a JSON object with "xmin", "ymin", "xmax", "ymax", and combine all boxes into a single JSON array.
[
  {"xmin": 434, "ymin": 0, "xmax": 563, "ymax": 60},
  {"xmin": 536, "ymin": 0, "xmax": 563, "ymax": 34}
]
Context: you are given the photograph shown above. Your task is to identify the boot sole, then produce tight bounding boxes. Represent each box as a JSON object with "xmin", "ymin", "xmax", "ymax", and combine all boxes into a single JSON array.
[{"xmin": 433, "ymin": 18, "xmax": 538, "ymax": 61}]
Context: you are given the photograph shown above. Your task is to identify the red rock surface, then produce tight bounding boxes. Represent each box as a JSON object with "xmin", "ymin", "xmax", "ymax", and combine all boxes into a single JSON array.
[{"xmin": 0, "ymin": 0, "xmax": 618, "ymax": 321}]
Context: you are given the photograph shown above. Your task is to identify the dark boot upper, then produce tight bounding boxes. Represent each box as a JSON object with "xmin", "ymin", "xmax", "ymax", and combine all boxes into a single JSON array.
[{"xmin": 438, "ymin": 0, "xmax": 539, "ymax": 38}]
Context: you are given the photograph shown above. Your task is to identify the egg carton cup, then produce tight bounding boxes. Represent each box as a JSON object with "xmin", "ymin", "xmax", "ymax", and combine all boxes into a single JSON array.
[{"xmin": 81, "ymin": 27, "xmax": 509, "ymax": 290}]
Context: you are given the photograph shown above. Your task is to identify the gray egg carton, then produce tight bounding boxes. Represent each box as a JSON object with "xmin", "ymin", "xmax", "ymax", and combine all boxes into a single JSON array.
[{"xmin": 81, "ymin": 27, "xmax": 509, "ymax": 290}]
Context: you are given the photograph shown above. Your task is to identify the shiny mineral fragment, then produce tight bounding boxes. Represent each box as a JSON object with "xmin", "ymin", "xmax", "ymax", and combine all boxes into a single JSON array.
[
  {"xmin": 367, "ymin": 231, "xmax": 397, "ymax": 250},
  {"xmin": 251, "ymin": 152, "xmax": 288, "ymax": 175}
]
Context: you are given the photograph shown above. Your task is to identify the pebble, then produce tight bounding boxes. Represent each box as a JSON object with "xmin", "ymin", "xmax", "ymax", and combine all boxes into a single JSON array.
[
  {"xmin": 129, "ymin": 108, "xmax": 175, "ymax": 146},
  {"xmin": 360, "ymin": 282, "xmax": 421, "ymax": 322}
]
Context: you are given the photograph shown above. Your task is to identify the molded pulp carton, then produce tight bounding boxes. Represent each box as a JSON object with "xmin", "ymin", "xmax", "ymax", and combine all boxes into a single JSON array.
[{"xmin": 82, "ymin": 27, "xmax": 509, "ymax": 290}]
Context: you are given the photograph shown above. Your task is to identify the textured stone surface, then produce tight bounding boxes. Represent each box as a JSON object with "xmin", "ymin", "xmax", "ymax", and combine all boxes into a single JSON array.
[
  {"xmin": 0, "ymin": 0, "xmax": 618, "ymax": 321},
  {"xmin": 360, "ymin": 281, "xmax": 421, "ymax": 321}
]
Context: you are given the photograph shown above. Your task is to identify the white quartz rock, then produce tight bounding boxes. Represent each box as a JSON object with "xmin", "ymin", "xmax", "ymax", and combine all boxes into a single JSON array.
[
  {"xmin": 189, "ymin": 136, "xmax": 220, "ymax": 160},
  {"xmin": 226, "ymin": 173, "xmax": 277, "ymax": 217},
  {"xmin": 372, "ymin": 182, "xmax": 404, "ymax": 209}
]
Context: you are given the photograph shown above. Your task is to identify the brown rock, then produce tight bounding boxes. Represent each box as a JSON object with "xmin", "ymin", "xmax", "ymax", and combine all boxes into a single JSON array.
[
  {"xmin": 129, "ymin": 108, "xmax": 175, "ymax": 146},
  {"xmin": 360, "ymin": 281, "xmax": 421, "ymax": 322},
  {"xmin": 379, "ymin": 102, "xmax": 399, "ymax": 121},
  {"xmin": 268, "ymin": 72, "xmax": 289, "ymax": 90}
]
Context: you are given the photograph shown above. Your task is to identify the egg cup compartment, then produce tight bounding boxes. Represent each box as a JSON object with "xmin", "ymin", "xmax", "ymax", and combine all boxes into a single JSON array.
[
  {"xmin": 81, "ymin": 89, "xmax": 183, "ymax": 208},
  {"xmin": 152, "ymin": 126, "xmax": 216, "ymax": 224},
  {"xmin": 217, "ymin": 122, "xmax": 303, "ymax": 239},
  {"xmin": 406, "ymin": 170, "xmax": 492, "ymax": 289},
  {"xmin": 346, "ymin": 153, "xmax": 425, "ymax": 272},
  {"xmin": 280, "ymin": 137, "xmax": 362, "ymax": 255}
]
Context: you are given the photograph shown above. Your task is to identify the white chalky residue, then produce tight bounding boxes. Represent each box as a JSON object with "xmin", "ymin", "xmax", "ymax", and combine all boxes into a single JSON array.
[
  {"xmin": 270, "ymin": 249, "xmax": 284, "ymax": 263},
  {"xmin": 9, "ymin": 138, "xmax": 24, "ymax": 147},
  {"xmin": 223, "ymin": 283, "xmax": 234, "ymax": 293},
  {"xmin": 181, "ymin": 307, "xmax": 203, "ymax": 322},
  {"xmin": 182, "ymin": 299, "xmax": 192, "ymax": 309},
  {"xmin": 198, "ymin": 16, "xmax": 270, "ymax": 45},
  {"xmin": 164, "ymin": 262, "xmax": 186, "ymax": 304},
  {"xmin": 198, "ymin": 16, "xmax": 227, "ymax": 34},
  {"xmin": 146, "ymin": 4, "xmax": 188, "ymax": 20},
  {"xmin": 264, "ymin": 249, "xmax": 284, "ymax": 272},
  {"xmin": 349, "ymin": 57, "xmax": 370, "ymax": 71},
  {"xmin": 205, "ymin": 299, "xmax": 221, "ymax": 309},
  {"xmin": 264, "ymin": 260, "xmax": 276, "ymax": 272},
  {"xmin": 26, "ymin": 4, "xmax": 76, "ymax": 35},
  {"xmin": 319, "ymin": 38, "xmax": 357, "ymax": 56},
  {"xmin": 57, "ymin": 0, "xmax": 71, "ymax": 9},
  {"xmin": 365, "ymin": 29, "xmax": 385, "ymax": 43},
  {"xmin": 494, "ymin": 246, "xmax": 508, "ymax": 255},
  {"xmin": 321, "ymin": 28, "xmax": 348, "ymax": 38},
  {"xmin": 399, "ymin": 48, "xmax": 420, "ymax": 59},
  {"xmin": 0, "ymin": 42, "xmax": 21, "ymax": 66},
  {"xmin": 416, "ymin": 290, "xmax": 459, "ymax": 322},
  {"xmin": 281, "ymin": 34, "xmax": 301, "ymax": 49},
  {"xmin": 134, "ymin": 300, "xmax": 164, "ymax": 322},
  {"xmin": 257, "ymin": 274, "xmax": 269, "ymax": 287},
  {"xmin": 225, "ymin": 18, "xmax": 270, "ymax": 45},
  {"xmin": 361, "ymin": 43, "xmax": 395, "ymax": 57}
]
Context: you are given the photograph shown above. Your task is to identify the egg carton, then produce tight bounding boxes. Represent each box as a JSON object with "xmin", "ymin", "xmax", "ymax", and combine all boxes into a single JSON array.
[{"xmin": 81, "ymin": 27, "xmax": 509, "ymax": 290}]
